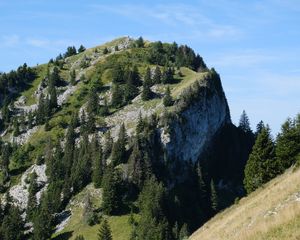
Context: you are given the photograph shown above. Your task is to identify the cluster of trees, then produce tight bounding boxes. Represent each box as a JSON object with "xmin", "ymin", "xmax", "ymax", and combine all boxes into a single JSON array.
[
  {"xmin": 0, "ymin": 64, "xmax": 36, "ymax": 130},
  {"xmin": 145, "ymin": 40, "xmax": 207, "ymax": 72},
  {"xmin": 243, "ymin": 113, "xmax": 300, "ymax": 193}
]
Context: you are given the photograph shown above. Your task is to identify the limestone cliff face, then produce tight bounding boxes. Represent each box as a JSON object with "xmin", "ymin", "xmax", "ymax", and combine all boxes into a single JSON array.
[{"xmin": 161, "ymin": 72, "xmax": 231, "ymax": 162}]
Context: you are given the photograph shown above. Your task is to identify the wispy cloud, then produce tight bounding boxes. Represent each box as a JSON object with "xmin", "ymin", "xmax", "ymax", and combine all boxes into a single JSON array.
[
  {"xmin": 90, "ymin": 3, "xmax": 242, "ymax": 40},
  {"xmin": 211, "ymin": 50, "xmax": 279, "ymax": 68},
  {"xmin": 1, "ymin": 34, "xmax": 20, "ymax": 47}
]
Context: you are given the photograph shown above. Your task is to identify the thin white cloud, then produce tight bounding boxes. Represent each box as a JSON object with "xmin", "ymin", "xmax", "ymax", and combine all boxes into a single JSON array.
[
  {"xmin": 90, "ymin": 3, "xmax": 242, "ymax": 40},
  {"xmin": 1, "ymin": 34, "xmax": 20, "ymax": 47}
]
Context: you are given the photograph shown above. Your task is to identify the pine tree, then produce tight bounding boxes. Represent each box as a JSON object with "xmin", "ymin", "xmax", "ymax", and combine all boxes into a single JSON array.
[
  {"xmin": 255, "ymin": 120, "xmax": 265, "ymax": 138},
  {"xmin": 136, "ymin": 112, "xmax": 144, "ymax": 135},
  {"xmin": 179, "ymin": 223, "xmax": 189, "ymax": 240},
  {"xmin": 136, "ymin": 176, "xmax": 169, "ymax": 240},
  {"xmin": 153, "ymin": 66, "xmax": 161, "ymax": 84},
  {"xmin": 78, "ymin": 45, "xmax": 86, "ymax": 53},
  {"xmin": 110, "ymin": 123, "xmax": 127, "ymax": 165},
  {"xmin": 141, "ymin": 68, "xmax": 153, "ymax": 101},
  {"xmin": 135, "ymin": 37, "xmax": 144, "ymax": 48},
  {"xmin": 1, "ymin": 204, "xmax": 24, "ymax": 240},
  {"xmin": 101, "ymin": 167, "xmax": 122, "ymax": 215},
  {"xmin": 111, "ymin": 84, "xmax": 123, "ymax": 108},
  {"xmin": 239, "ymin": 110, "xmax": 251, "ymax": 133},
  {"xmin": 33, "ymin": 194, "xmax": 53, "ymax": 240},
  {"xmin": 49, "ymin": 83, "xmax": 58, "ymax": 110},
  {"xmin": 26, "ymin": 171, "xmax": 38, "ymax": 220},
  {"xmin": 210, "ymin": 179, "xmax": 218, "ymax": 213},
  {"xmin": 70, "ymin": 69, "xmax": 76, "ymax": 85},
  {"xmin": 103, "ymin": 131, "xmax": 113, "ymax": 160},
  {"xmin": 244, "ymin": 125, "xmax": 278, "ymax": 193},
  {"xmin": 124, "ymin": 72, "xmax": 139, "ymax": 102},
  {"xmin": 103, "ymin": 47, "xmax": 109, "ymax": 54},
  {"xmin": 98, "ymin": 219, "xmax": 112, "ymax": 240},
  {"xmin": 92, "ymin": 136, "xmax": 103, "ymax": 188},
  {"xmin": 276, "ymin": 115, "xmax": 300, "ymax": 170},
  {"xmin": 163, "ymin": 86, "xmax": 173, "ymax": 107},
  {"xmin": 87, "ymin": 88, "xmax": 99, "ymax": 115}
]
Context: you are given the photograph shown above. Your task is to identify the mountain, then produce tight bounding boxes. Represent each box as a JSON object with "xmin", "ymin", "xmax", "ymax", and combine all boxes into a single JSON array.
[
  {"xmin": 190, "ymin": 166, "xmax": 300, "ymax": 240},
  {"xmin": 0, "ymin": 37, "xmax": 254, "ymax": 240}
]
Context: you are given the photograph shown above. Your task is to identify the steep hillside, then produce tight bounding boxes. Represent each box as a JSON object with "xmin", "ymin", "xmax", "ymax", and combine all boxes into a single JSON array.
[
  {"xmin": 0, "ymin": 37, "xmax": 254, "ymax": 240},
  {"xmin": 190, "ymin": 166, "xmax": 300, "ymax": 240}
]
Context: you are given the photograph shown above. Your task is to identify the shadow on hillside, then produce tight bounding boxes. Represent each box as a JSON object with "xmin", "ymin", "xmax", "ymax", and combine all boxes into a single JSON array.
[{"xmin": 52, "ymin": 231, "xmax": 73, "ymax": 240}]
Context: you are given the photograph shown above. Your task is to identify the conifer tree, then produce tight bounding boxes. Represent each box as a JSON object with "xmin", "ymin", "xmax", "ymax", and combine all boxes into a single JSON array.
[
  {"xmin": 136, "ymin": 176, "xmax": 169, "ymax": 240},
  {"xmin": 103, "ymin": 131, "xmax": 113, "ymax": 161},
  {"xmin": 153, "ymin": 66, "xmax": 161, "ymax": 84},
  {"xmin": 124, "ymin": 72, "xmax": 139, "ymax": 102},
  {"xmin": 98, "ymin": 219, "xmax": 112, "ymax": 240},
  {"xmin": 239, "ymin": 110, "xmax": 251, "ymax": 133},
  {"xmin": 276, "ymin": 115, "xmax": 300, "ymax": 170},
  {"xmin": 210, "ymin": 179, "xmax": 218, "ymax": 213},
  {"xmin": 92, "ymin": 136, "xmax": 103, "ymax": 188},
  {"xmin": 111, "ymin": 84, "xmax": 123, "ymax": 108},
  {"xmin": 111, "ymin": 123, "xmax": 127, "ymax": 165},
  {"xmin": 103, "ymin": 47, "xmax": 109, "ymax": 54},
  {"xmin": 179, "ymin": 223, "xmax": 189, "ymax": 240},
  {"xmin": 49, "ymin": 83, "xmax": 58, "ymax": 110},
  {"xmin": 255, "ymin": 120, "xmax": 265, "ymax": 138},
  {"xmin": 78, "ymin": 45, "xmax": 86, "ymax": 53},
  {"xmin": 141, "ymin": 68, "xmax": 153, "ymax": 101},
  {"xmin": 26, "ymin": 171, "xmax": 38, "ymax": 220},
  {"xmin": 1, "ymin": 204, "xmax": 24, "ymax": 240},
  {"xmin": 33, "ymin": 194, "xmax": 53, "ymax": 240},
  {"xmin": 87, "ymin": 88, "xmax": 99, "ymax": 115},
  {"xmin": 70, "ymin": 69, "xmax": 76, "ymax": 85},
  {"xmin": 244, "ymin": 125, "xmax": 278, "ymax": 193},
  {"xmin": 163, "ymin": 86, "xmax": 173, "ymax": 107},
  {"xmin": 136, "ymin": 112, "xmax": 144, "ymax": 135},
  {"xmin": 101, "ymin": 167, "xmax": 122, "ymax": 215},
  {"xmin": 135, "ymin": 37, "xmax": 144, "ymax": 48}
]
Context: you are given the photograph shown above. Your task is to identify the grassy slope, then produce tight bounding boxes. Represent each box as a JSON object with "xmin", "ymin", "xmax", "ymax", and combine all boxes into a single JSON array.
[
  {"xmin": 52, "ymin": 184, "xmax": 135, "ymax": 240},
  {"xmin": 190, "ymin": 167, "xmax": 300, "ymax": 240}
]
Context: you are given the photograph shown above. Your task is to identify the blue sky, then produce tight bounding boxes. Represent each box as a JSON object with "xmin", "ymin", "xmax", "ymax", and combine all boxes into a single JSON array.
[{"xmin": 0, "ymin": 0, "xmax": 299, "ymax": 134}]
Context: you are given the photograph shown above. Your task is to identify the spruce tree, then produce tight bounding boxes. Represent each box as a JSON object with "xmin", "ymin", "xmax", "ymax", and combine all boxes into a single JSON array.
[
  {"xmin": 136, "ymin": 176, "xmax": 169, "ymax": 240},
  {"xmin": 276, "ymin": 115, "xmax": 300, "ymax": 170},
  {"xmin": 97, "ymin": 219, "xmax": 112, "ymax": 240},
  {"xmin": 33, "ymin": 195, "xmax": 53, "ymax": 240},
  {"xmin": 111, "ymin": 84, "xmax": 123, "ymax": 108},
  {"xmin": 110, "ymin": 123, "xmax": 127, "ymax": 166},
  {"xmin": 70, "ymin": 69, "xmax": 76, "ymax": 85},
  {"xmin": 244, "ymin": 125, "xmax": 278, "ymax": 193},
  {"xmin": 78, "ymin": 45, "xmax": 86, "ymax": 53},
  {"xmin": 92, "ymin": 136, "xmax": 103, "ymax": 188},
  {"xmin": 210, "ymin": 179, "xmax": 218, "ymax": 213},
  {"xmin": 1, "ymin": 204, "xmax": 24, "ymax": 240},
  {"xmin": 179, "ymin": 223, "xmax": 189, "ymax": 240},
  {"xmin": 239, "ymin": 110, "xmax": 251, "ymax": 133},
  {"xmin": 163, "ymin": 86, "xmax": 173, "ymax": 107},
  {"xmin": 26, "ymin": 171, "xmax": 38, "ymax": 220},
  {"xmin": 101, "ymin": 167, "xmax": 122, "ymax": 215},
  {"xmin": 103, "ymin": 131, "xmax": 113, "ymax": 160},
  {"xmin": 141, "ymin": 68, "xmax": 153, "ymax": 101},
  {"xmin": 87, "ymin": 88, "xmax": 99, "ymax": 115},
  {"xmin": 153, "ymin": 66, "xmax": 161, "ymax": 84}
]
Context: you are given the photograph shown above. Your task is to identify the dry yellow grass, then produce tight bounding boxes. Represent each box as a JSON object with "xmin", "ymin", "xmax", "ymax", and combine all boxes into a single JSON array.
[{"xmin": 190, "ymin": 167, "xmax": 300, "ymax": 240}]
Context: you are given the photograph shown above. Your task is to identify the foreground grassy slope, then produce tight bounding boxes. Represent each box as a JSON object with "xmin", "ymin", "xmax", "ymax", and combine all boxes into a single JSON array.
[
  {"xmin": 190, "ymin": 167, "xmax": 300, "ymax": 240},
  {"xmin": 52, "ymin": 184, "xmax": 135, "ymax": 240}
]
